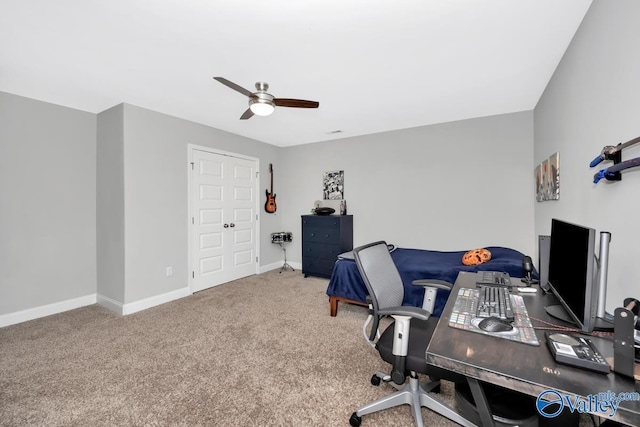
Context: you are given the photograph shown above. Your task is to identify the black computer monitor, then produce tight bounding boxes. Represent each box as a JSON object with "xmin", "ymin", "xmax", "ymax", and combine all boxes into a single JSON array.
[{"xmin": 545, "ymin": 218, "xmax": 598, "ymax": 332}]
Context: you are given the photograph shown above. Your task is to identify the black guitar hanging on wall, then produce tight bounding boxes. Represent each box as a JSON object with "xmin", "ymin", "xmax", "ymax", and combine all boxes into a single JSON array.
[{"xmin": 265, "ymin": 163, "xmax": 277, "ymax": 213}]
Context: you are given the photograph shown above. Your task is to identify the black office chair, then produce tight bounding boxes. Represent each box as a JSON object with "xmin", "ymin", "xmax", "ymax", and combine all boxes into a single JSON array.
[{"xmin": 348, "ymin": 241, "xmax": 476, "ymax": 427}]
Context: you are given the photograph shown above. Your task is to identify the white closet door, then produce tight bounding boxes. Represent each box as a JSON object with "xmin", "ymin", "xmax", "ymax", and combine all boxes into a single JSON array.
[{"xmin": 191, "ymin": 149, "xmax": 257, "ymax": 292}]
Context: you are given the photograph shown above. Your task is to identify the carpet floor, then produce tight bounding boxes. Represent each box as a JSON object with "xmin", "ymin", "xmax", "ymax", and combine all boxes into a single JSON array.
[{"xmin": 0, "ymin": 269, "xmax": 591, "ymax": 426}]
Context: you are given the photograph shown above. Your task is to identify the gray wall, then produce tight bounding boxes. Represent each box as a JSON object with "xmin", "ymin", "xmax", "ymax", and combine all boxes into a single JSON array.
[
  {"xmin": 103, "ymin": 104, "xmax": 282, "ymax": 305},
  {"xmin": 0, "ymin": 92, "xmax": 97, "ymax": 315},
  {"xmin": 280, "ymin": 111, "xmax": 536, "ymax": 263},
  {"xmin": 534, "ymin": 0, "xmax": 640, "ymax": 312},
  {"xmin": 1, "ymin": 94, "xmax": 283, "ymax": 320},
  {"xmin": 103, "ymin": 106, "xmax": 537, "ymax": 305},
  {"xmin": 97, "ymin": 104, "xmax": 125, "ymax": 303},
  {"xmin": 1, "ymin": 91, "xmax": 535, "ymax": 321}
]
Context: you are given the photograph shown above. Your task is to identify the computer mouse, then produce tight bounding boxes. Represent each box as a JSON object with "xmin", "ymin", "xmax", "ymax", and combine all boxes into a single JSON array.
[{"xmin": 478, "ymin": 317, "xmax": 514, "ymax": 333}]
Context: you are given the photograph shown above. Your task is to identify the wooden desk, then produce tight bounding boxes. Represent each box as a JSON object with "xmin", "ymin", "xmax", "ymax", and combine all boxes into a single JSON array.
[{"xmin": 426, "ymin": 271, "xmax": 640, "ymax": 426}]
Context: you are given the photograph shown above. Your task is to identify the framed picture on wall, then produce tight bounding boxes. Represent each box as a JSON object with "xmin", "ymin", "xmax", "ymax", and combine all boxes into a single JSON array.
[
  {"xmin": 548, "ymin": 152, "xmax": 560, "ymax": 200},
  {"xmin": 541, "ymin": 159, "xmax": 550, "ymax": 201},
  {"xmin": 323, "ymin": 170, "xmax": 344, "ymax": 200},
  {"xmin": 535, "ymin": 164, "xmax": 543, "ymax": 202},
  {"xmin": 535, "ymin": 153, "xmax": 560, "ymax": 202}
]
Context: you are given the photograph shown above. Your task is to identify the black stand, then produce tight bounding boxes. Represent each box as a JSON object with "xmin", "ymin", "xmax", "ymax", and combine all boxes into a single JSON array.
[
  {"xmin": 613, "ymin": 307, "xmax": 635, "ymax": 378},
  {"xmin": 545, "ymin": 305, "xmax": 575, "ymax": 325},
  {"xmin": 545, "ymin": 305, "xmax": 614, "ymax": 332},
  {"xmin": 277, "ymin": 241, "xmax": 294, "ymax": 273}
]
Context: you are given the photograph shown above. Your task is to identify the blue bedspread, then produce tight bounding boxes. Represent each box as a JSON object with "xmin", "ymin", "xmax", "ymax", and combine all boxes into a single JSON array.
[{"xmin": 326, "ymin": 246, "xmax": 536, "ymax": 317}]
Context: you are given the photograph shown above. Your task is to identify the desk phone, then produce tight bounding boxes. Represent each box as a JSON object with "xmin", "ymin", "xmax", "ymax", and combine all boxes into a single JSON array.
[{"xmin": 546, "ymin": 332, "xmax": 610, "ymax": 374}]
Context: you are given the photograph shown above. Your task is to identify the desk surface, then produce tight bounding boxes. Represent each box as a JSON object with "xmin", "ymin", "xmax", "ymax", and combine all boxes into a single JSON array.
[{"xmin": 426, "ymin": 271, "xmax": 640, "ymax": 426}]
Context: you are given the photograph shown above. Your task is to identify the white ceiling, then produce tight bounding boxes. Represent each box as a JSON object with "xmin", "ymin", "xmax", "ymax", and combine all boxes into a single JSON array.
[{"xmin": 1, "ymin": 0, "xmax": 592, "ymax": 147}]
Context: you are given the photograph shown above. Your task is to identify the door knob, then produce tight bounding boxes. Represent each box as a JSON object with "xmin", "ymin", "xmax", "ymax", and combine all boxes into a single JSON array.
[
  {"xmin": 230, "ymin": 223, "xmax": 235, "ymax": 228},
  {"xmin": 224, "ymin": 224, "xmax": 229, "ymax": 228}
]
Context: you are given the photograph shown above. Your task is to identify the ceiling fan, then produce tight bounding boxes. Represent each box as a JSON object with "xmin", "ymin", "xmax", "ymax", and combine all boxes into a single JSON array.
[{"xmin": 213, "ymin": 77, "xmax": 319, "ymax": 120}]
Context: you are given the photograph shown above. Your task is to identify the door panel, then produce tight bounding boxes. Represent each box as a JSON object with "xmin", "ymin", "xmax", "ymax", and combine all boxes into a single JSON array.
[
  {"xmin": 191, "ymin": 149, "xmax": 257, "ymax": 292},
  {"xmin": 226, "ymin": 155, "xmax": 256, "ymax": 279},
  {"xmin": 200, "ymin": 256, "xmax": 222, "ymax": 275}
]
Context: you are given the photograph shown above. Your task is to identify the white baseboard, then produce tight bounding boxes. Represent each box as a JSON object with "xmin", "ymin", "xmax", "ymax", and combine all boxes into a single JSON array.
[
  {"xmin": 98, "ymin": 287, "xmax": 192, "ymax": 315},
  {"xmin": 1, "ymin": 267, "xmax": 307, "ymax": 328},
  {"xmin": 96, "ymin": 294, "xmax": 124, "ymax": 314},
  {"xmin": 259, "ymin": 261, "xmax": 282, "ymax": 273},
  {"xmin": 259, "ymin": 261, "xmax": 302, "ymax": 273},
  {"xmin": 1, "ymin": 286, "xmax": 193, "ymax": 328},
  {"xmin": 0, "ymin": 294, "xmax": 97, "ymax": 328},
  {"xmin": 121, "ymin": 286, "xmax": 191, "ymax": 315}
]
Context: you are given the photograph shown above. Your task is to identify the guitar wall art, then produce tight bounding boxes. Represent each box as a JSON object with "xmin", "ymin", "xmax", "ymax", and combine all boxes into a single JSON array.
[{"xmin": 265, "ymin": 163, "xmax": 277, "ymax": 213}]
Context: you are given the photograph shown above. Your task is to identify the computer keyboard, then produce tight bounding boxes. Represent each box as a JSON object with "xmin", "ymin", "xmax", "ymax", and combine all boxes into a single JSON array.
[
  {"xmin": 476, "ymin": 271, "xmax": 512, "ymax": 287},
  {"xmin": 476, "ymin": 285, "xmax": 514, "ymax": 321}
]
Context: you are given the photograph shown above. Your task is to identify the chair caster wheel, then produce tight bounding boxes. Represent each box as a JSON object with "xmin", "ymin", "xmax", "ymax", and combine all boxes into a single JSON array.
[
  {"xmin": 370, "ymin": 374, "xmax": 381, "ymax": 386},
  {"xmin": 349, "ymin": 412, "xmax": 362, "ymax": 427}
]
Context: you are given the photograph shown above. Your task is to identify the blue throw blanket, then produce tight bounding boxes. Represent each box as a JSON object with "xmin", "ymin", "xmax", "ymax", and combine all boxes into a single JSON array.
[{"xmin": 326, "ymin": 246, "xmax": 536, "ymax": 317}]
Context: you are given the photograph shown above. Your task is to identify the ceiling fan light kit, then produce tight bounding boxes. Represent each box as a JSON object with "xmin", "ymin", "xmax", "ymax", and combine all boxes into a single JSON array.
[
  {"xmin": 249, "ymin": 96, "xmax": 275, "ymax": 116},
  {"xmin": 214, "ymin": 77, "xmax": 319, "ymax": 120}
]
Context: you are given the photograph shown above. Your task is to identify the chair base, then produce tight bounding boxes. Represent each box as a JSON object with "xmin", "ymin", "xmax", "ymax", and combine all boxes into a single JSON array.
[{"xmin": 350, "ymin": 373, "xmax": 477, "ymax": 427}]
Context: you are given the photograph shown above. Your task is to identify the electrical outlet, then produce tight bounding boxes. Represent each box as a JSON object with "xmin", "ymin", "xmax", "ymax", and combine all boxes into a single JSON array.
[{"xmin": 166, "ymin": 266, "xmax": 173, "ymax": 277}]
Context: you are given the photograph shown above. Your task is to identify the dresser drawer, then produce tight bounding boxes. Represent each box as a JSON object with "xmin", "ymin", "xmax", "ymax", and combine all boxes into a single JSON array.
[
  {"xmin": 302, "ymin": 226, "xmax": 341, "ymax": 244},
  {"xmin": 301, "ymin": 215, "xmax": 341, "ymax": 228},
  {"xmin": 303, "ymin": 242, "xmax": 342, "ymax": 260},
  {"xmin": 302, "ymin": 257, "xmax": 337, "ymax": 278}
]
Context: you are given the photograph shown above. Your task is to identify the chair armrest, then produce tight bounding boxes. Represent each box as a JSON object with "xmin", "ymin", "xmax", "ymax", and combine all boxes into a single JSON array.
[
  {"xmin": 379, "ymin": 306, "xmax": 431, "ymax": 384},
  {"xmin": 377, "ymin": 306, "xmax": 430, "ymax": 321},
  {"xmin": 412, "ymin": 280, "xmax": 452, "ymax": 314},
  {"xmin": 411, "ymin": 279, "xmax": 453, "ymax": 291}
]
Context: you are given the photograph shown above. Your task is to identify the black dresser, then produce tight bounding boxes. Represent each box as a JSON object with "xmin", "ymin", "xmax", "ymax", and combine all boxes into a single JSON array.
[{"xmin": 301, "ymin": 215, "xmax": 353, "ymax": 278}]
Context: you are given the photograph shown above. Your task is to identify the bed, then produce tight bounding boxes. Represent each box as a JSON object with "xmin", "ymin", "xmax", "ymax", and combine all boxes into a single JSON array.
[{"xmin": 326, "ymin": 246, "xmax": 536, "ymax": 317}]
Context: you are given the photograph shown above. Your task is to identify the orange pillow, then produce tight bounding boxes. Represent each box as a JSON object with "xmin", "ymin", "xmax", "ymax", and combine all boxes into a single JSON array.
[{"xmin": 462, "ymin": 248, "xmax": 492, "ymax": 266}]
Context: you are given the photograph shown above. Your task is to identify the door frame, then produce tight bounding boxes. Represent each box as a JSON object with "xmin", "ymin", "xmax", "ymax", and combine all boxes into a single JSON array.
[{"xmin": 187, "ymin": 144, "xmax": 261, "ymax": 293}]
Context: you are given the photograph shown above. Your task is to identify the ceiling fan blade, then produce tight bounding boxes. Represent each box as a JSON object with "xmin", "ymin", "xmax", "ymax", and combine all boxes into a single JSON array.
[
  {"xmin": 239, "ymin": 108, "xmax": 254, "ymax": 120},
  {"xmin": 273, "ymin": 98, "xmax": 319, "ymax": 109},
  {"xmin": 214, "ymin": 77, "xmax": 254, "ymax": 98}
]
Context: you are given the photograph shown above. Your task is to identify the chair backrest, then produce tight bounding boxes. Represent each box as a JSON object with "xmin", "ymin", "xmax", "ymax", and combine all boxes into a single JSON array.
[{"xmin": 353, "ymin": 241, "xmax": 404, "ymax": 312}]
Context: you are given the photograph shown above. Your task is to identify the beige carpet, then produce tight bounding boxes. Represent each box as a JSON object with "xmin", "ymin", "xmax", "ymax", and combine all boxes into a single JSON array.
[{"xmin": 0, "ymin": 270, "xmax": 589, "ymax": 426}]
